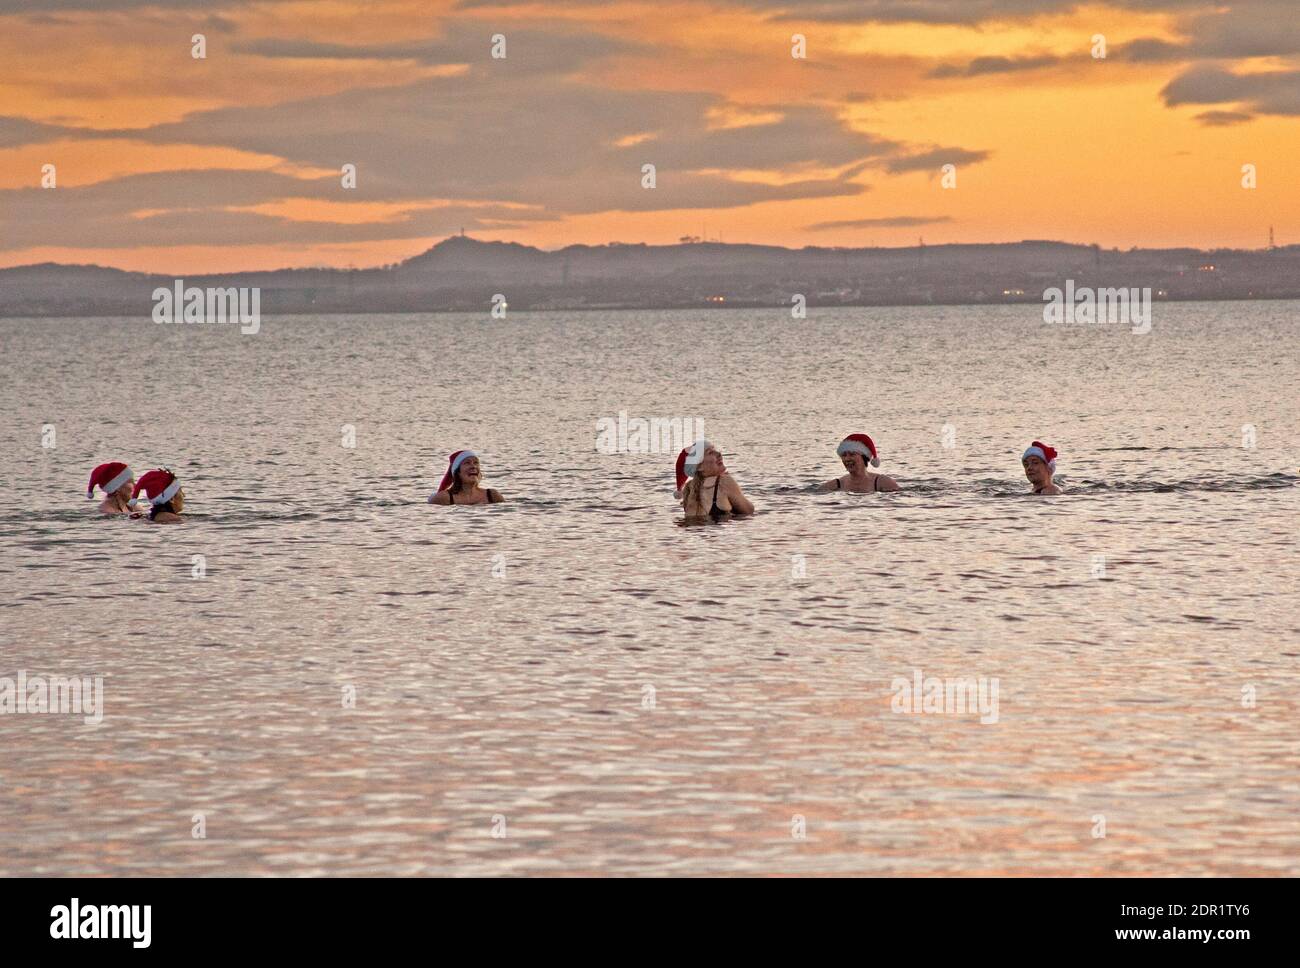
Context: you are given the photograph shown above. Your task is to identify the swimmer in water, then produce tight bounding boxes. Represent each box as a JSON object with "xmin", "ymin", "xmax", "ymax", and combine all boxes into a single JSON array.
[
  {"xmin": 675, "ymin": 440, "xmax": 754, "ymax": 520},
  {"xmin": 817, "ymin": 433, "xmax": 900, "ymax": 493},
  {"xmin": 429, "ymin": 450, "xmax": 504, "ymax": 505},
  {"xmin": 1022, "ymin": 441, "xmax": 1063, "ymax": 495},
  {"xmin": 132, "ymin": 468, "xmax": 187, "ymax": 522},
  {"xmin": 86, "ymin": 461, "xmax": 135, "ymax": 515}
]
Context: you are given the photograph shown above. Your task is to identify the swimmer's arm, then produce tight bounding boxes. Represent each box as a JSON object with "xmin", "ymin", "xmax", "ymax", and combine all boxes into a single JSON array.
[
  {"xmin": 488, "ymin": 488, "xmax": 504, "ymax": 503},
  {"xmin": 429, "ymin": 490, "xmax": 451, "ymax": 505},
  {"xmin": 722, "ymin": 475, "xmax": 755, "ymax": 515},
  {"xmin": 876, "ymin": 475, "xmax": 900, "ymax": 492},
  {"xmin": 150, "ymin": 512, "xmax": 184, "ymax": 524},
  {"xmin": 815, "ymin": 478, "xmax": 840, "ymax": 493}
]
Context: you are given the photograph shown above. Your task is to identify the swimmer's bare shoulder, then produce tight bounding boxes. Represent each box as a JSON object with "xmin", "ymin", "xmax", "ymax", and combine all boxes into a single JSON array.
[
  {"xmin": 429, "ymin": 490, "xmax": 451, "ymax": 505},
  {"xmin": 875, "ymin": 474, "xmax": 901, "ymax": 492},
  {"xmin": 150, "ymin": 511, "xmax": 185, "ymax": 523},
  {"xmin": 720, "ymin": 473, "xmax": 754, "ymax": 515}
]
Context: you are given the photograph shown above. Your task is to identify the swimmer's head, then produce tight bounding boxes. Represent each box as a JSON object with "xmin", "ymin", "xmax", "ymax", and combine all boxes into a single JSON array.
[
  {"xmin": 439, "ymin": 449, "xmax": 480, "ymax": 493},
  {"xmin": 840, "ymin": 451, "xmax": 865, "ymax": 473},
  {"xmin": 131, "ymin": 467, "xmax": 181, "ymax": 509},
  {"xmin": 87, "ymin": 462, "xmax": 134, "ymax": 501},
  {"xmin": 1022, "ymin": 441, "xmax": 1058, "ymax": 487},
  {"xmin": 675, "ymin": 440, "xmax": 722, "ymax": 498},
  {"xmin": 455, "ymin": 455, "xmax": 481, "ymax": 489},
  {"xmin": 837, "ymin": 434, "xmax": 879, "ymax": 474},
  {"xmin": 697, "ymin": 445, "xmax": 724, "ymax": 477}
]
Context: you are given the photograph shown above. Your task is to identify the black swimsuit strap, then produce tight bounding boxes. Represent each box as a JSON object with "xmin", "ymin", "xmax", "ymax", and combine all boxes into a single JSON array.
[{"xmin": 708, "ymin": 478, "xmax": 726, "ymax": 519}]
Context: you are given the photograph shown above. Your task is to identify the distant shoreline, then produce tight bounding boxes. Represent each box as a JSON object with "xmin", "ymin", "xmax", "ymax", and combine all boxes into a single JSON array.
[
  {"xmin": 4, "ymin": 235, "xmax": 1297, "ymax": 318},
  {"xmin": 4, "ymin": 293, "xmax": 1298, "ymax": 322}
]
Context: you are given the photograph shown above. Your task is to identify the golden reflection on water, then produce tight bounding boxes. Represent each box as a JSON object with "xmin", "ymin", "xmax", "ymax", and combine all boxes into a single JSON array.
[{"xmin": 1, "ymin": 305, "xmax": 1298, "ymax": 875}]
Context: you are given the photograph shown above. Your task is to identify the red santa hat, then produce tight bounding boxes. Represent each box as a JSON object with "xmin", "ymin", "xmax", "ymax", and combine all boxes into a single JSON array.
[
  {"xmin": 131, "ymin": 468, "xmax": 181, "ymax": 507},
  {"xmin": 438, "ymin": 450, "xmax": 478, "ymax": 492},
  {"xmin": 1021, "ymin": 441, "xmax": 1058, "ymax": 471},
  {"xmin": 86, "ymin": 461, "xmax": 132, "ymax": 499},
  {"xmin": 836, "ymin": 433, "xmax": 880, "ymax": 467},
  {"xmin": 674, "ymin": 439, "xmax": 712, "ymax": 493}
]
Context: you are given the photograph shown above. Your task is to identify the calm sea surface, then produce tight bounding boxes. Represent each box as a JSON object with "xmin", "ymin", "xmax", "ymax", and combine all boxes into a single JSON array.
[{"xmin": 1, "ymin": 302, "xmax": 1297, "ymax": 876}]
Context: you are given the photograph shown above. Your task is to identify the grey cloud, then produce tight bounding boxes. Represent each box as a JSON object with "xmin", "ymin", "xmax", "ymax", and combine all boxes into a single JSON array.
[
  {"xmin": 0, "ymin": 1, "xmax": 289, "ymax": 10},
  {"xmin": 1120, "ymin": 39, "xmax": 1190, "ymax": 63},
  {"xmin": 928, "ymin": 54, "xmax": 1062, "ymax": 78},
  {"xmin": 0, "ymin": 57, "xmax": 918, "ymax": 248},
  {"xmin": 1193, "ymin": 109, "xmax": 1254, "ymax": 125},
  {"xmin": 0, "ymin": 168, "xmax": 558, "ymax": 250},
  {"xmin": 885, "ymin": 147, "xmax": 991, "ymax": 174},
  {"xmin": 0, "ymin": 115, "xmax": 87, "ymax": 148},
  {"xmin": 458, "ymin": 0, "xmax": 1229, "ymax": 26},
  {"xmin": 0, "ymin": 16, "xmax": 992, "ymax": 251},
  {"xmin": 1161, "ymin": 65, "xmax": 1300, "ymax": 115},
  {"xmin": 235, "ymin": 26, "xmax": 650, "ymax": 75},
  {"xmin": 456, "ymin": 0, "xmax": 1087, "ymax": 25},
  {"xmin": 121, "ymin": 67, "xmax": 904, "ymax": 215},
  {"xmin": 804, "ymin": 214, "xmax": 953, "ymax": 230},
  {"xmin": 1124, "ymin": 16, "xmax": 1300, "ymax": 62}
]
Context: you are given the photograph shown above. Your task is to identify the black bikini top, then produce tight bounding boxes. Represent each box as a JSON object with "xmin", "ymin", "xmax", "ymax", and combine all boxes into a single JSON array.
[{"xmin": 708, "ymin": 478, "xmax": 727, "ymax": 520}]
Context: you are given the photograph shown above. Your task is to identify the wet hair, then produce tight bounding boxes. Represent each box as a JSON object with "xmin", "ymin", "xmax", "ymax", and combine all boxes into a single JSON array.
[
  {"xmin": 146, "ymin": 469, "xmax": 179, "ymax": 517},
  {"xmin": 149, "ymin": 499, "xmax": 177, "ymax": 520},
  {"xmin": 683, "ymin": 456, "xmax": 723, "ymax": 515},
  {"xmin": 683, "ymin": 469, "xmax": 705, "ymax": 514}
]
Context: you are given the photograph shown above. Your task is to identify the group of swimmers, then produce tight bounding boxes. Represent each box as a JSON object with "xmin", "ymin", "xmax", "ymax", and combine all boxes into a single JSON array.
[
  {"xmin": 87, "ymin": 436, "xmax": 1061, "ymax": 523},
  {"xmin": 86, "ymin": 463, "xmax": 186, "ymax": 523},
  {"xmin": 421, "ymin": 435, "xmax": 1063, "ymax": 521},
  {"xmin": 670, "ymin": 434, "xmax": 1061, "ymax": 520}
]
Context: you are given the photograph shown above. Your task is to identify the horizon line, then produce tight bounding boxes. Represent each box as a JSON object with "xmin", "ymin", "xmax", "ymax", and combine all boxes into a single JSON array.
[{"xmin": 2, "ymin": 233, "xmax": 1292, "ymax": 278}]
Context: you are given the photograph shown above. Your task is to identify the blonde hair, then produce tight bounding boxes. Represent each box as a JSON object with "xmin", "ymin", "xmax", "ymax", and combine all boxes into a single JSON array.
[{"xmin": 682, "ymin": 468, "xmax": 713, "ymax": 516}]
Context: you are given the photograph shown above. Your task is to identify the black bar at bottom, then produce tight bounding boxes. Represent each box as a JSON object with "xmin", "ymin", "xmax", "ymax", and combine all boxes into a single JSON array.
[{"xmin": 0, "ymin": 876, "xmax": 1281, "ymax": 955}]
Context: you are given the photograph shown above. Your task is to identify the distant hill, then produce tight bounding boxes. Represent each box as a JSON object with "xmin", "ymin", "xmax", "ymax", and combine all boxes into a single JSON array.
[{"xmin": 1, "ymin": 236, "xmax": 1297, "ymax": 317}]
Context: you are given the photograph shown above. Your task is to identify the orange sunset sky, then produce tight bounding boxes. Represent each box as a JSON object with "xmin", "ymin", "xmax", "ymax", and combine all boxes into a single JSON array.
[{"xmin": 1, "ymin": 0, "xmax": 1296, "ymax": 273}]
